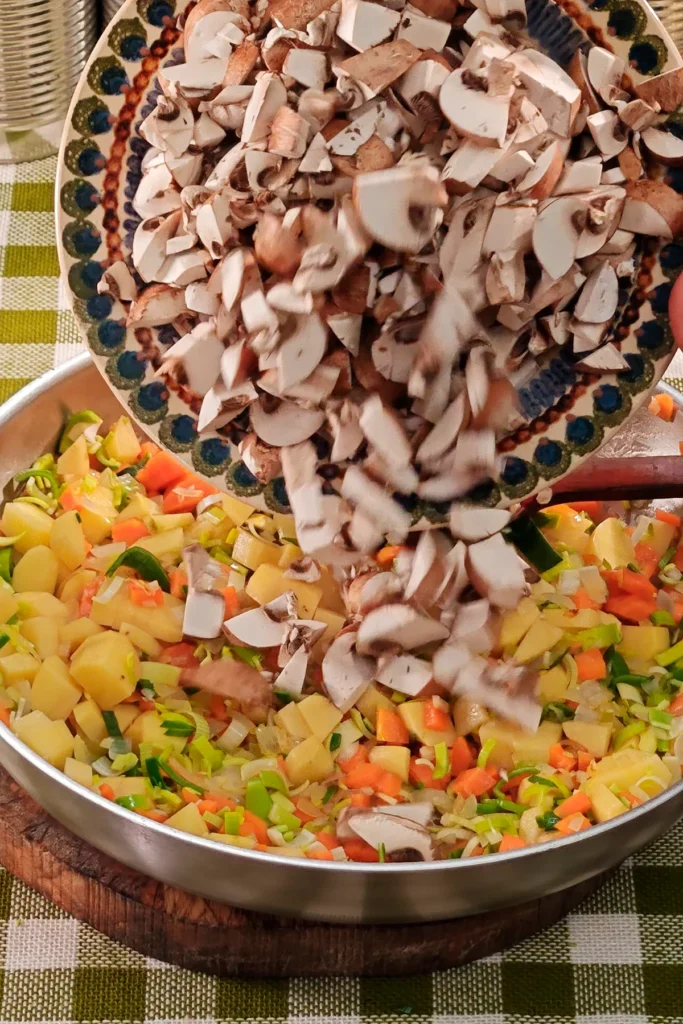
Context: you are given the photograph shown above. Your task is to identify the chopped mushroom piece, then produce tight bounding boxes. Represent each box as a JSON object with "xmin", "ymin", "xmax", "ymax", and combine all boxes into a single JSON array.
[
  {"xmin": 356, "ymin": 602, "xmax": 449, "ymax": 654},
  {"xmin": 322, "ymin": 629, "xmax": 375, "ymax": 711},
  {"xmin": 348, "ymin": 810, "xmax": 435, "ymax": 860}
]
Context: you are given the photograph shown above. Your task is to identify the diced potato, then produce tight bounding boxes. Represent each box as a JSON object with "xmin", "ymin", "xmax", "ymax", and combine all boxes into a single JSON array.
[
  {"xmin": 232, "ymin": 530, "xmax": 282, "ymax": 572},
  {"xmin": 72, "ymin": 734, "xmax": 94, "ymax": 764},
  {"xmin": 59, "ymin": 617, "xmax": 105, "ymax": 655},
  {"xmin": 513, "ymin": 721, "xmax": 563, "ymax": 763},
  {"xmin": 220, "ymin": 494, "xmax": 255, "ymax": 528},
  {"xmin": 275, "ymin": 701, "xmax": 312, "ymax": 740},
  {"xmin": 563, "ymin": 720, "xmax": 613, "ymax": 757},
  {"xmin": 542, "ymin": 609, "xmax": 618, "ymax": 631},
  {"xmin": 543, "ymin": 506, "xmax": 593, "ymax": 554},
  {"xmin": 298, "ymin": 694, "xmax": 342, "ymax": 740},
  {"xmin": 2, "ymin": 502, "xmax": 53, "ymax": 553},
  {"xmin": 312, "ymin": 607, "xmax": 345, "ymax": 657},
  {"xmin": 617, "ymin": 626, "xmax": 670, "ymax": 662},
  {"xmin": 452, "ymin": 698, "xmax": 489, "ymax": 737},
  {"xmin": 113, "ymin": 703, "xmax": 140, "ymax": 734},
  {"xmin": 90, "ymin": 582, "xmax": 184, "ymax": 643},
  {"xmin": 78, "ymin": 486, "xmax": 117, "ymax": 544},
  {"xmin": 246, "ymin": 563, "xmax": 322, "ymax": 619},
  {"xmin": 538, "ymin": 665, "xmax": 569, "ymax": 702},
  {"xmin": 166, "ymin": 802, "xmax": 210, "ymax": 836},
  {"xmin": 514, "ymin": 620, "xmax": 564, "ymax": 664},
  {"xmin": 106, "ymin": 416, "xmax": 141, "ymax": 465},
  {"xmin": 500, "ymin": 597, "xmax": 541, "ymax": 649},
  {"xmin": 151, "ymin": 513, "xmax": 194, "ymax": 532},
  {"xmin": 70, "ymin": 631, "xmax": 140, "ymax": 709},
  {"xmin": 136, "ymin": 661, "xmax": 180, "ymax": 689},
  {"xmin": 73, "ymin": 697, "xmax": 107, "ymax": 747},
  {"xmin": 64, "ymin": 757, "xmax": 93, "ymax": 788},
  {"xmin": 0, "ymin": 584, "xmax": 18, "ymax": 624},
  {"xmin": 57, "ymin": 434, "xmax": 89, "ymax": 478},
  {"xmin": 119, "ymin": 621, "xmax": 162, "ymax": 658},
  {"xmin": 356, "ymin": 683, "xmax": 395, "ymax": 725},
  {"xmin": 278, "ymin": 542, "xmax": 303, "ymax": 570},
  {"xmin": 13, "ymin": 545, "xmax": 59, "ymax": 594},
  {"xmin": 49, "ymin": 510, "xmax": 87, "ymax": 572},
  {"xmin": 330, "ymin": 718, "xmax": 363, "ymax": 759},
  {"xmin": 20, "ymin": 617, "xmax": 60, "ymax": 659},
  {"xmin": 369, "ymin": 744, "xmax": 410, "ymax": 781},
  {"xmin": 115, "ymin": 493, "xmax": 158, "ymax": 524},
  {"xmin": 107, "ymin": 776, "xmax": 150, "ymax": 799},
  {"xmin": 584, "ymin": 779, "xmax": 627, "ymax": 822},
  {"xmin": 285, "ymin": 735, "xmax": 334, "ymax": 786},
  {"xmin": 398, "ymin": 699, "xmax": 456, "ymax": 747},
  {"xmin": 59, "ymin": 568, "xmax": 97, "ymax": 605},
  {"xmin": 31, "ymin": 656, "xmax": 81, "ymax": 719},
  {"xmin": 0, "ymin": 652, "xmax": 41, "ymax": 683},
  {"xmin": 589, "ymin": 749, "xmax": 672, "ymax": 791},
  {"xmin": 136, "ymin": 527, "xmax": 184, "ymax": 561},
  {"xmin": 633, "ymin": 515, "xmax": 676, "ymax": 560},
  {"xmin": 272, "ymin": 512, "xmax": 296, "ymax": 539},
  {"xmin": 590, "ymin": 516, "xmax": 636, "ymax": 568},
  {"xmin": 124, "ymin": 709, "xmax": 187, "ymax": 755},
  {"xmin": 476, "ymin": 720, "xmax": 517, "ymax": 768},
  {"xmin": 16, "ymin": 591, "xmax": 69, "ymax": 619},
  {"xmin": 14, "ymin": 710, "xmax": 74, "ymax": 769}
]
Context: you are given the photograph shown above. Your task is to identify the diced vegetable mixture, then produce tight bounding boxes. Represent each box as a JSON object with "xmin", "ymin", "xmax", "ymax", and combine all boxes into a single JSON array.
[{"xmin": 0, "ymin": 411, "xmax": 680, "ymax": 863}]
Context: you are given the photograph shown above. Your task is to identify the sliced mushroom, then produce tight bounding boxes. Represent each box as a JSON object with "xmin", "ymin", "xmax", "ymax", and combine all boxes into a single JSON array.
[
  {"xmin": 586, "ymin": 47, "xmax": 624, "ymax": 105},
  {"xmin": 322, "ymin": 628, "xmax": 375, "ymax": 711},
  {"xmin": 586, "ymin": 109, "xmax": 628, "ymax": 159},
  {"xmin": 283, "ymin": 557, "xmax": 321, "ymax": 582},
  {"xmin": 641, "ymin": 127, "xmax": 683, "ymax": 167},
  {"xmin": 352, "ymin": 164, "xmax": 447, "ymax": 253},
  {"xmin": 440, "ymin": 64, "xmax": 514, "ymax": 147},
  {"xmin": 532, "ymin": 196, "xmax": 585, "ymax": 280},
  {"xmin": 346, "ymin": 570, "xmax": 404, "ymax": 614},
  {"xmin": 467, "ymin": 531, "xmax": 527, "ymax": 609},
  {"xmin": 127, "ymin": 283, "xmax": 188, "ymax": 327},
  {"xmin": 618, "ymin": 97, "xmax": 660, "ymax": 132},
  {"xmin": 510, "ymin": 49, "xmax": 581, "ymax": 137},
  {"xmin": 225, "ymin": 593, "xmax": 295, "ymax": 647},
  {"xmin": 574, "ymin": 262, "xmax": 618, "ymax": 323},
  {"xmin": 515, "ymin": 141, "xmax": 564, "ymax": 200},
  {"xmin": 239, "ymin": 433, "xmax": 282, "ymax": 482},
  {"xmin": 619, "ymin": 179, "xmax": 683, "ymax": 240},
  {"xmin": 356, "ymin": 602, "xmax": 449, "ymax": 655},
  {"xmin": 347, "ymin": 811, "xmax": 435, "ymax": 860},
  {"xmin": 359, "ymin": 394, "xmax": 412, "ymax": 467},
  {"xmin": 274, "ymin": 645, "xmax": 309, "ymax": 694},
  {"xmin": 327, "ymin": 313, "xmax": 362, "ymax": 355},
  {"xmin": 339, "ymin": 39, "xmax": 423, "ymax": 99},
  {"xmin": 636, "ymin": 66, "xmax": 683, "ymax": 113},
  {"xmin": 336, "ymin": 0, "xmax": 401, "ymax": 51},
  {"xmin": 139, "ymin": 93, "xmax": 194, "ymax": 159},
  {"xmin": 97, "ymin": 261, "xmax": 138, "ymax": 303},
  {"xmin": 449, "ymin": 504, "xmax": 511, "ymax": 542},
  {"xmin": 341, "ymin": 465, "xmax": 410, "ymax": 538},
  {"xmin": 554, "ymin": 156, "xmax": 603, "ymax": 196},
  {"xmin": 161, "ymin": 321, "xmax": 224, "ymax": 395},
  {"xmin": 451, "ymin": 597, "xmax": 496, "ymax": 655},
  {"xmin": 575, "ymin": 342, "xmax": 629, "ymax": 372},
  {"xmin": 132, "ymin": 211, "xmax": 182, "ymax": 283},
  {"xmin": 242, "ymin": 73, "xmax": 288, "ymax": 143},
  {"xmin": 133, "ymin": 162, "xmax": 181, "ymax": 220},
  {"xmin": 251, "ymin": 397, "xmax": 325, "ymax": 446}
]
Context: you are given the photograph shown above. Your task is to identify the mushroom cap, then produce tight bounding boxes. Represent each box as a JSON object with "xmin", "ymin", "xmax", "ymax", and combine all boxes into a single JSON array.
[
  {"xmin": 322, "ymin": 629, "xmax": 375, "ymax": 711},
  {"xmin": 251, "ymin": 398, "xmax": 325, "ymax": 446},
  {"xmin": 376, "ymin": 653, "xmax": 433, "ymax": 695},
  {"xmin": 356, "ymin": 602, "xmax": 450, "ymax": 655},
  {"xmin": 347, "ymin": 810, "xmax": 435, "ymax": 860},
  {"xmin": 224, "ymin": 595, "xmax": 295, "ymax": 647},
  {"xmin": 352, "ymin": 165, "xmax": 447, "ymax": 254},
  {"xmin": 467, "ymin": 532, "xmax": 527, "ymax": 609},
  {"xmin": 449, "ymin": 504, "xmax": 511, "ymax": 542}
]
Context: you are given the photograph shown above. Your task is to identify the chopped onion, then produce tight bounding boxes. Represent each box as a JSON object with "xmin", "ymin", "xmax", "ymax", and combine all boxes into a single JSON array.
[
  {"xmin": 549, "ymin": 593, "xmax": 576, "ymax": 610},
  {"xmin": 461, "ymin": 835, "xmax": 482, "ymax": 858},
  {"xmin": 579, "ymin": 565, "xmax": 608, "ymax": 604},
  {"xmin": 558, "ymin": 570, "xmax": 580, "ymax": 596},
  {"xmin": 197, "ymin": 493, "xmax": 224, "ymax": 516},
  {"xmin": 578, "ymin": 680, "xmax": 611, "ymax": 708},
  {"xmin": 91, "ymin": 541, "xmax": 126, "ymax": 559},
  {"xmin": 631, "ymin": 515, "xmax": 655, "ymax": 547},
  {"xmin": 92, "ymin": 756, "xmax": 121, "ymax": 777},
  {"xmin": 217, "ymin": 712, "xmax": 252, "ymax": 751},
  {"xmin": 93, "ymin": 576, "xmax": 124, "ymax": 605},
  {"xmin": 240, "ymin": 756, "xmax": 278, "ymax": 782},
  {"xmin": 573, "ymin": 704, "xmax": 599, "ymax": 722}
]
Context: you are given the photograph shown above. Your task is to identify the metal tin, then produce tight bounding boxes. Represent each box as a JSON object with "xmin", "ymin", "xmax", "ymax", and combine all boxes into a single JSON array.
[
  {"xmin": 0, "ymin": 0, "xmax": 96, "ymax": 163},
  {"xmin": 102, "ymin": 0, "xmax": 126, "ymax": 24},
  {"xmin": 0, "ymin": 351, "xmax": 681, "ymax": 924}
]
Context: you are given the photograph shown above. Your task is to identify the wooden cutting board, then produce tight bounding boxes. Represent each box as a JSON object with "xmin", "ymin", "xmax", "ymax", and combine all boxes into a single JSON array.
[{"xmin": 0, "ymin": 767, "xmax": 610, "ymax": 977}]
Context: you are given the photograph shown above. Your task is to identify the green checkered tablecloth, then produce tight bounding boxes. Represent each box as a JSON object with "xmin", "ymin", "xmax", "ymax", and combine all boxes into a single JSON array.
[{"xmin": 2, "ymin": 154, "xmax": 683, "ymax": 1024}]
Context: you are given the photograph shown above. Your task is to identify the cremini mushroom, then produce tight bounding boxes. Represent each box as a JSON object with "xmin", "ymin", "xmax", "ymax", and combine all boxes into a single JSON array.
[{"xmin": 322, "ymin": 629, "xmax": 375, "ymax": 711}]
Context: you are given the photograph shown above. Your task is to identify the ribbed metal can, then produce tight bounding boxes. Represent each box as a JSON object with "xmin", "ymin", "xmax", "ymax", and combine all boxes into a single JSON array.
[
  {"xmin": 102, "ymin": 0, "xmax": 127, "ymax": 24},
  {"xmin": 0, "ymin": 0, "xmax": 97, "ymax": 163},
  {"xmin": 649, "ymin": 0, "xmax": 683, "ymax": 52}
]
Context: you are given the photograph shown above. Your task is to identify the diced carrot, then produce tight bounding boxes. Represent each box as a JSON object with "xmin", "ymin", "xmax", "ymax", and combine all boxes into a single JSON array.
[
  {"xmin": 316, "ymin": 831, "xmax": 341, "ymax": 850},
  {"xmin": 342, "ymin": 838, "xmax": 380, "ymax": 862},
  {"xmin": 575, "ymin": 647, "xmax": 607, "ymax": 682},
  {"xmin": 140, "ymin": 441, "xmax": 160, "ymax": 459},
  {"xmin": 633, "ymin": 542, "xmax": 659, "ymax": 579},
  {"xmin": 450, "ymin": 767, "xmax": 496, "ymax": 798},
  {"xmin": 409, "ymin": 758, "xmax": 451, "ymax": 791},
  {"xmin": 111, "ymin": 518, "xmax": 150, "ymax": 546},
  {"xmin": 181, "ymin": 787, "xmax": 200, "ymax": 803},
  {"xmin": 306, "ymin": 847, "xmax": 334, "ymax": 860},
  {"xmin": 601, "ymin": 569, "xmax": 624, "ymax": 596},
  {"xmin": 197, "ymin": 800, "xmax": 219, "ymax": 815},
  {"xmin": 450, "ymin": 736, "xmax": 474, "ymax": 776},
  {"xmin": 680, "ymin": 441, "xmax": 683, "ymax": 457},
  {"xmin": 59, "ymin": 485, "xmax": 82, "ymax": 512},
  {"xmin": 573, "ymin": 587, "xmax": 601, "ymax": 611},
  {"xmin": 159, "ymin": 642, "xmax": 200, "ymax": 670},
  {"xmin": 375, "ymin": 545, "xmax": 403, "ymax": 566},
  {"xmin": 377, "ymin": 771, "xmax": 402, "ymax": 798},
  {"xmin": 162, "ymin": 473, "xmax": 218, "ymax": 514},
  {"xmin": 170, "ymin": 569, "xmax": 188, "ymax": 600},
  {"xmin": 555, "ymin": 812, "xmax": 591, "ymax": 834},
  {"xmin": 338, "ymin": 745, "xmax": 369, "ymax": 773},
  {"xmin": 672, "ymin": 601, "xmax": 683, "ymax": 625},
  {"xmin": 423, "ymin": 701, "xmax": 451, "ymax": 732},
  {"xmin": 604, "ymin": 594, "xmax": 658, "ymax": 623},
  {"xmin": 669, "ymin": 694, "xmax": 683, "ymax": 716},
  {"xmin": 293, "ymin": 801, "xmax": 318, "ymax": 825},
  {"xmin": 129, "ymin": 580, "xmax": 164, "ymax": 607},
  {"xmin": 674, "ymin": 546, "xmax": 683, "ymax": 572},
  {"xmin": 468, "ymin": 845, "xmax": 484, "ymax": 857},
  {"xmin": 620, "ymin": 567, "xmax": 657, "ymax": 600},
  {"xmin": 221, "ymin": 585, "xmax": 240, "ymax": 619},
  {"xmin": 568, "ymin": 501, "xmax": 603, "ymax": 521},
  {"xmin": 136, "ymin": 450, "xmax": 185, "ymax": 494},
  {"xmin": 344, "ymin": 763, "xmax": 385, "ymax": 791},
  {"xmin": 556, "ymin": 791, "xmax": 592, "ymax": 818},
  {"xmin": 350, "ymin": 792, "xmax": 372, "ymax": 807},
  {"xmin": 206, "ymin": 794, "xmax": 235, "ymax": 811},
  {"xmin": 99, "ymin": 783, "xmax": 115, "ymax": 801},
  {"xmin": 376, "ymin": 707, "xmax": 410, "ymax": 745},
  {"xmin": 656, "ymin": 508, "xmax": 681, "ymax": 529},
  {"xmin": 543, "ymin": 503, "xmax": 575, "ymax": 519},
  {"xmin": 139, "ymin": 809, "xmax": 168, "ymax": 822},
  {"xmin": 0, "ymin": 706, "xmax": 11, "ymax": 728},
  {"xmin": 620, "ymin": 791, "xmax": 642, "ymax": 807},
  {"xmin": 499, "ymin": 834, "xmax": 526, "ymax": 851},
  {"xmin": 210, "ymin": 694, "xmax": 228, "ymax": 721},
  {"xmin": 239, "ymin": 810, "xmax": 269, "ymax": 845},
  {"xmin": 548, "ymin": 743, "xmax": 577, "ymax": 772},
  {"xmin": 649, "ymin": 392, "xmax": 675, "ymax": 422},
  {"xmin": 577, "ymin": 750, "xmax": 593, "ymax": 771},
  {"xmin": 79, "ymin": 576, "xmax": 102, "ymax": 617}
]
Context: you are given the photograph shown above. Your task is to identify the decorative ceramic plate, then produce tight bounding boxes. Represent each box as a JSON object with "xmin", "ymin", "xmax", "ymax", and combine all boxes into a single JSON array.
[{"xmin": 56, "ymin": 0, "xmax": 683, "ymax": 524}]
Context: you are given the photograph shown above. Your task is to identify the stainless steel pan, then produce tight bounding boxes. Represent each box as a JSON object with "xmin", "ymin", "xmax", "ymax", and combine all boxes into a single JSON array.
[{"xmin": 0, "ymin": 352, "xmax": 681, "ymax": 924}]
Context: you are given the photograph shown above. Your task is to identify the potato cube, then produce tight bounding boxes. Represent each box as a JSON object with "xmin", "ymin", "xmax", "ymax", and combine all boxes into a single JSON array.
[
  {"xmin": 119, "ymin": 622, "xmax": 162, "ymax": 658},
  {"xmin": 514, "ymin": 620, "xmax": 564, "ymax": 664},
  {"xmin": 1, "ymin": 502, "xmax": 52, "ymax": 553},
  {"xmin": 590, "ymin": 516, "xmax": 636, "ymax": 568},
  {"xmin": 20, "ymin": 616, "xmax": 60, "ymax": 660},
  {"xmin": 113, "ymin": 703, "xmax": 140, "ymax": 734},
  {"xmin": 166, "ymin": 802, "xmax": 210, "ymax": 836},
  {"xmin": 398, "ymin": 700, "xmax": 456, "ymax": 746},
  {"xmin": 107, "ymin": 776, "xmax": 150, "ymax": 800},
  {"xmin": 59, "ymin": 617, "xmax": 105, "ymax": 655},
  {"xmin": 221, "ymin": 494, "xmax": 255, "ymax": 527},
  {"xmin": 285, "ymin": 735, "xmax": 334, "ymax": 786},
  {"xmin": 59, "ymin": 569, "xmax": 97, "ymax": 606},
  {"xmin": 538, "ymin": 665, "xmax": 569, "ymax": 703},
  {"xmin": 512, "ymin": 721, "xmax": 562, "ymax": 764},
  {"xmin": 246, "ymin": 563, "xmax": 321, "ymax": 619},
  {"xmin": 0, "ymin": 652, "xmax": 41, "ymax": 683},
  {"xmin": 278, "ymin": 543, "xmax": 304, "ymax": 570},
  {"xmin": 106, "ymin": 416, "xmax": 141, "ymax": 465},
  {"xmin": 90, "ymin": 584, "xmax": 184, "ymax": 643},
  {"xmin": 0, "ymin": 584, "xmax": 18, "ymax": 624},
  {"xmin": 312, "ymin": 607, "xmax": 345, "ymax": 658},
  {"xmin": 584, "ymin": 779, "xmax": 627, "ymax": 822},
  {"xmin": 275, "ymin": 702, "xmax": 312, "ymax": 740},
  {"xmin": 562, "ymin": 720, "xmax": 613, "ymax": 758},
  {"xmin": 33, "ymin": 654, "xmax": 82, "ymax": 721},
  {"xmin": 500, "ymin": 597, "xmax": 540, "ymax": 649},
  {"xmin": 77, "ymin": 486, "xmax": 117, "ymax": 545},
  {"xmin": 137, "ymin": 528, "xmax": 185, "ymax": 561},
  {"xmin": 617, "ymin": 626, "xmax": 670, "ymax": 662},
  {"xmin": 57, "ymin": 434, "xmax": 89, "ymax": 479},
  {"xmin": 14, "ymin": 710, "xmax": 74, "ymax": 769},
  {"xmin": 49, "ymin": 510, "xmax": 87, "ymax": 572},
  {"xmin": 13, "ymin": 545, "xmax": 59, "ymax": 594},
  {"xmin": 16, "ymin": 592, "xmax": 68, "ymax": 620},
  {"xmin": 232, "ymin": 530, "xmax": 282, "ymax": 572},
  {"xmin": 70, "ymin": 631, "xmax": 140, "ymax": 709},
  {"xmin": 73, "ymin": 697, "xmax": 108, "ymax": 748},
  {"xmin": 369, "ymin": 744, "xmax": 410, "ymax": 781},
  {"xmin": 151, "ymin": 512, "xmax": 195, "ymax": 532},
  {"xmin": 115, "ymin": 493, "xmax": 158, "ymax": 524},
  {"xmin": 124, "ymin": 709, "xmax": 186, "ymax": 755},
  {"xmin": 298, "ymin": 694, "xmax": 342, "ymax": 740},
  {"xmin": 356, "ymin": 683, "xmax": 395, "ymax": 725},
  {"xmin": 64, "ymin": 757, "xmax": 93, "ymax": 788}
]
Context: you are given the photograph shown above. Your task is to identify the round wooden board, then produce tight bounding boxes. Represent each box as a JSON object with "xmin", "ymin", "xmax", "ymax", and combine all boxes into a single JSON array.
[{"xmin": 0, "ymin": 767, "xmax": 610, "ymax": 977}]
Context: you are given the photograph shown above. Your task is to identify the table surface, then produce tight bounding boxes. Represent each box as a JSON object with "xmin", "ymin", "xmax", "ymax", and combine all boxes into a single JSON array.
[{"xmin": 1, "ymin": 154, "xmax": 683, "ymax": 1024}]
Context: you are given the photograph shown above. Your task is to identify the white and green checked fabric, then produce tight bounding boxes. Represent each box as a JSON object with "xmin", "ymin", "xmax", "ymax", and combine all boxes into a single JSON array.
[{"xmin": 2, "ymin": 153, "xmax": 683, "ymax": 1023}]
